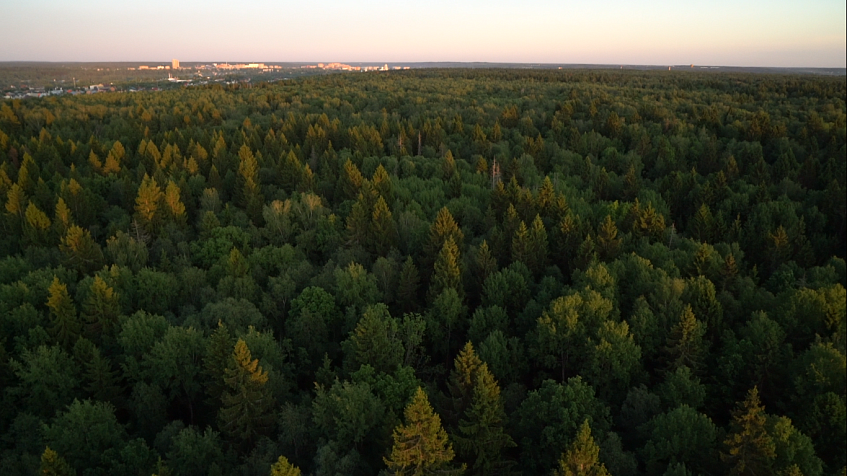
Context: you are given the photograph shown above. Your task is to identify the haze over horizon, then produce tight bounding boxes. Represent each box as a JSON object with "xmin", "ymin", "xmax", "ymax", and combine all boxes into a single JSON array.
[{"xmin": 1, "ymin": 0, "xmax": 845, "ymax": 68}]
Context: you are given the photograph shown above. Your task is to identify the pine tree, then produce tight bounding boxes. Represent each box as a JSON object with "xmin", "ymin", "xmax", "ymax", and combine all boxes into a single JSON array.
[
  {"xmin": 596, "ymin": 215, "xmax": 621, "ymax": 261},
  {"xmin": 84, "ymin": 346, "xmax": 122, "ymax": 403},
  {"xmin": 24, "ymin": 201, "xmax": 51, "ymax": 244},
  {"xmin": 664, "ymin": 305, "xmax": 707, "ymax": 373},
  {"xmin": 722, "ymin": 387, "xmax": 776, "ymax": 476},
  {"xmin": 427, "ymin": 207, "xmax": 465, "ymax": 259},
  {"xmin": 341, "ymin": 158, "xmax": 364, "ymax": 199},
  {"xmin": 219, "ymin": 339, "xmax": 275, "ymax": 447},
  {"xmin": 511, "ymin": 221, "xmax": 530, "ymax": 266},
  {"xmin": 134, "ymin": 174, "xmax": 162, "ymax": 231},
  {"xmin": 396, "ymin": 256, "xmax": 421, "ymax": 313},
  {"xmin": 204, "ymin": 321, "xmax": 234, "ymax": 405},
  {"xmin": 60, "ymin": 225, "xmax": 104, "ymax": 275},
  {"xmin": 40, "ymin": 446, "xmax": 76, "ymax": 476},
  {"xmin": 385, "ymin": 387, "xmax": 463, "ymax": 475},
  {"xmin": 163, "ymin": 180, "xmax": 186, "ymax": 223},
  {"xmin": 47, "ymin": 276, "xmax": 81, "ymax": 349},
  {"xmin": 429, "ymin": 236, "xmax": 463, "ymax": 301},
  {"xmin": 270, "ymin": 456, "xmax": 302, "ymax": 476},
  {"xmin": 553, "ymin": 420, "xmax": 610, "ymax": 476},
  {"xmin": 238, "ymin": 144, "xmax": 263, "ymax": 221},
  {"xmin": 474, "ymin": 240, "xmax": 497, "ymax": 290},
  {"xmin": 449, "ymin": 342, "xmax": 485, "ymax": 419},
  {"xmin": 455, "ymin": 359, "xmax": 516, "ymax": 475},
  {"xmin": 528, "ymin": 214, "xmax": 549, "ymax": 275},
  {"xmin": 82, "ymin": 276, "xmax": 120, "ymax": 338},
  {"xmin": 54, "ymin": 197, "xmax": 73, "ymax": 236},
  {"xmin": 371, "ymin": 196, "xmax": 398, "ymax": 255},
  {"xmin": 372, "ymin": 164, "xmax": 393, "ymax": 203},
  {"xmin": 5, "ymin": 183, "xmax": 26, "ymax": 220}
]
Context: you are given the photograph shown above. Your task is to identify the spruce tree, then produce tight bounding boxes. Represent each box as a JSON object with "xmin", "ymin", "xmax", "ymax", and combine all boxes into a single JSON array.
[
  {"xmin": 84, "ymin": 346, "xmax": 122, "ymax": 403},
  {"xmin": 163, "ymin": 180, "xmax": 186, "ymax": 223},
  {"xmin": 449, "ymin": 342, "xmax": 485, "ymax": 419},
  {"xmin": 554, "ymin": 419, "xmax": 610, "ymax": 476},
  {"xmin": 455, "ymin": 360, "xmax": 516, "ymax": 475},
  {"xmin": 371, "ymin": 196, "xmax": 398, "ymax": 255},
  {"xmin": 47, "ymin": 276, "xmax": 81, "ymax": 349},
  {"xmin": 596, "ymin": 215, "xmax": 621, "ymax": 261},
  {"xmin": 219, "ymin": 339, "xmax": 275, "ymax": 447},
  {"xmin": 511, "ymin": 221, "xmax": 530, "ymax": 266},
  {"xmin": 426, "ymin": 207, "xmax": 465, "ymax": 259},
  {"xmin": 385, "ymin": 387, "xmax": 463, "ymax": 475},
  {"xmin": 722, "ymin": 387, "xmax": 776, "ymax": 476},
  {"xmin": 396, "ymin": 256, "xmax": 421, "ymax": 313},
  {"xmin": 528, "ymin": 214, "xmax": 549, "ymax": 275},
  {"xmin": 204, "ymin": 321, "xmax": 234, "ymax": 405},
  {"xmin": 82, "ymin": 276, "xmax": 120, "ymax": 338},
  {"xmin": 664, "ymin": 305, "xmax": 707, "ymax": 373},
  {"xmin": 429, "ymin": 236, "xmax": 463, "ymax": 301},
  {"xmin": 60, "ymin": 225, "xmax": 104, "ymax": 275}
]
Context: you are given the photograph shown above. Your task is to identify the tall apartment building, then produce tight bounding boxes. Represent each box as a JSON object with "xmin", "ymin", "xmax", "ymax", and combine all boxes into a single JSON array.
[{"xmin": 172, "ymin": 59, "xmax": 180, "ymax": 70}]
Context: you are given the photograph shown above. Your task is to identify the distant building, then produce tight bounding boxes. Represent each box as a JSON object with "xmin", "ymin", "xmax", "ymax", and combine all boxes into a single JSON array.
[{"xmin": 172, "ymin": 59, "xmax": 180, "ymax": 70}]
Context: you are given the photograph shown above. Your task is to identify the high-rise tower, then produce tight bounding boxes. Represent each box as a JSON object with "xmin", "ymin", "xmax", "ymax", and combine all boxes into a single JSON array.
[{"xmin": 172, "ymin": 59, "xmax": 180, "ymax": 70}]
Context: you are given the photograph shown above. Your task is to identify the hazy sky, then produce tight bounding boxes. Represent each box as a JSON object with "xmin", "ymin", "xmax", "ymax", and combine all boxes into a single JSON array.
[{"xmin": 1, "ymin": 0, "xmax": 844, "ymax": 67}]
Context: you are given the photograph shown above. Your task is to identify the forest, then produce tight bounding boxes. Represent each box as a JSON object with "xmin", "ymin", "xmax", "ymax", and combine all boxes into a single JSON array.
[{"xmin": 0, "ymin": 68, "xmax": 844, "ymax": 476}]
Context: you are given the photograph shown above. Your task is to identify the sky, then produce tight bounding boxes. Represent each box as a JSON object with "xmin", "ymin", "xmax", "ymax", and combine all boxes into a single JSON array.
[{"xmin": 1, "ymin": 0, "xmax": 844, "ymax": 67}]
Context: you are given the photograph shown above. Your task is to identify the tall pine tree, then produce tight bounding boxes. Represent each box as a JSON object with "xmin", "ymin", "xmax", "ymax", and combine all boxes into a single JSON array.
[
  {"xmin": 219, "ymin": 339, "xmax": 275, "ymax": 447},
  {"xmin": 385, "ymin": 387, "xmax": 463, "ymax": 475}
]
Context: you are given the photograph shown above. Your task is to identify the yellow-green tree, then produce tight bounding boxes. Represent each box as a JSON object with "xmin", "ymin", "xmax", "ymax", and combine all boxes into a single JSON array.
[
  {"xmin": 429, "ymin": 236, "xmax": 463, "ymax": 301},
  {"xmin": 47, "ymin": 277, "xmax": 81, "ymax": 349},
  {"xmin": 553, "ymin": 419, "xmax": 610, "ymax": 476},
  {"xmin": 385, "ymin": 387, "xmax": 463, "ymax": 475},
  {"xmin": 134, "ymin": 174, "xmax": 162, "ymax": 231},
  {"xmin": 219, "ymin": 339, "xmax": 275, "ymax": 447},
  {"xmin": 722, "ymin": 387, "xmax": 776, "ymax": 476},
  {"xmin": 270, "ymin": 456, "xmax": 301, "ymax": 476}
]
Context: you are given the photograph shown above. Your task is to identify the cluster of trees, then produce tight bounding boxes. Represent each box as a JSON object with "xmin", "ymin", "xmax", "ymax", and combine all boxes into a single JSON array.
[{"xmin": 0, "ymin": 68, "xmax": 844, "ymax": 475}]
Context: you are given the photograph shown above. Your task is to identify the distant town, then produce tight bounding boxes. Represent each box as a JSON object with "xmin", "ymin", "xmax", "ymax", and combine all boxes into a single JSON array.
[{"xmin": 1, "ymin": 60, "xmax": 414, "ymax": 99}]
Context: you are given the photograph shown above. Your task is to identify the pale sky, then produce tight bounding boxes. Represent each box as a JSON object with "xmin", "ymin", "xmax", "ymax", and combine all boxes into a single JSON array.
[{"xmin": 1, "ymin": 0, "xmax": 844, "ymax": 67}]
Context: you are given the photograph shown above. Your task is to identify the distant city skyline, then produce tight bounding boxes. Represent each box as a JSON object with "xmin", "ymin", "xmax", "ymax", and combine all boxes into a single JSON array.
[{"xmin": 1, "ymin": 0, "xmax": 844, "ymax": 68}]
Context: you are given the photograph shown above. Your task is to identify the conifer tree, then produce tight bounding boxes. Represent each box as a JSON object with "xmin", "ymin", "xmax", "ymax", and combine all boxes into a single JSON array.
[
  {"xmin": 553, "ymin": 420, "xmax": 610, "ymax": 476},
  {"xmin": 60, "ymin": 225, "xmax": 104, "ymax": 275},
  {"xmin": 429, "ymin": 236, "xmax": 463, "ymax": 301},
  {"xmin": 385, "ymin": 387, "xmax": 463, "ymax": 475},
  {"xmin": 454, "ymin": 357, "xmax": 516, "ymax": 475},
  {"xmin": 372, "ymin": 163, "xmax": 393, "ymax": 203},
  {"xmin": 427, "ymin": 207, "xmax": 465, "ymax": 259},
  {"xmin": 722, "ymin": 387, "xmax": 776, "ymax": 476},
  {"xmin": 281, "ymin": 150, "xmax": 302, "ymax": 191},
  {"xmin": 341, "ymin": 158, "xmax": 364, "ymax": 199},
  {"xmin": 40, "ymin": 446, "xmax": 76, "ymax": 476},
  {"xmin": 511, "ymin": 221, "xmax": 530, "ymax": 266},
  {"xmin": 396, "ymin": 256, "xmax": 421, "ymax": 313},
  {"xmin": 219, "ymin": 339, "xmax": 275, "ymax": 447},
  {"xmin": 449, "ymin": 342, "xmax": 485, "ymax": 418},
  {"xmin": 528, "ymin": 214, "xmax": 549, "ymax": 275},
  {"xmin": 270, "ymin": 456, "xmax": 302, "ymax": 476},
  {"xmin": 54, "ymin": 197, "xmax": 73, "ymax": 236},
  {"xmin": 204, "ymin": 321, "xmax": 234, "ymax": 405},
  {"xmin": 237, "ymin": 144, "xmax": 263, "ymax": 221},
  {"xmin": 596, "ymin": 215, "xmax": 621, "ymax": 261},
  {"xmin": 371, "ymin": 196, "xmax": 398, "ymax": 255},
  {"xmin": 24, "ymin": 201, "xmax": 51, "ymax": 244},
  {"xmin": 665, "ymin": 305, "xmax": 707, "ymax": 373},
  {"xmin": 47, "ymin": 276, "xmax": 81, "ymax": 349},
  {"xmin": 474, "ymin": 240, "xmax": 498, "ymax": 290},
  {"xmin": 134, "ymin": 174, "xmax": 162, "ymax": 231},
  {"xmin": 163, "ymin": 180, "xmax": 186, "ymax": 223},
  {"xmin": 82, "ymin": 276, "xmax": 120, "ymax": 338},
  {"xmin": 5, "ymin": 183, "xmax": 26, "ymax": 220},
  {"xmin": 84, "ymin": 346, "xmax": 122, "ymax": 403}
]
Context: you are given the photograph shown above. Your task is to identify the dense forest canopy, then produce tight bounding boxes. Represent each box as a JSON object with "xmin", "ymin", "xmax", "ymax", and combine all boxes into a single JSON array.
[{"xmin": 0, "ymin": 69, "xmax": 845, "ymax": 476}]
